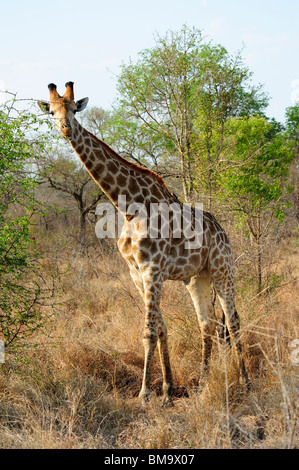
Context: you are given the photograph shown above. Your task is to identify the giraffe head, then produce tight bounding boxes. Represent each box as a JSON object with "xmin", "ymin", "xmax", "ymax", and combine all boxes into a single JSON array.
[{"xmin": 38, "ymin": 82, "xmax": 89, "ymax": 139}]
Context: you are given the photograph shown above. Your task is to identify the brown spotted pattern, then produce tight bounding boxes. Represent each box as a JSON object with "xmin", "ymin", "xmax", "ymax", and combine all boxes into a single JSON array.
[{"xmin": 39, "ymin": 82, "xmax": 250, "ymax": 405}]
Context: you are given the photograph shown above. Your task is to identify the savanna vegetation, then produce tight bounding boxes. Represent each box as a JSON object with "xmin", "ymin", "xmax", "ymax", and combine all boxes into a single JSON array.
[{"xmin": 0, "ymin": 26, "xmax": 298, "ymax": 449}]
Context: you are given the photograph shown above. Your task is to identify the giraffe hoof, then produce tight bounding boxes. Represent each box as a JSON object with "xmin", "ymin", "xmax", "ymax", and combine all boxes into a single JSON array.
[
  {"xmin": 161, "ymin": 395, "xmax": 174, "ymax": 408},
  {"xmin": 138, "ymin": 391, "xmax": 150, "ymax": 405},
  {"xmin": 239, "ymin": 371, "xmax": 252, "ymax": 391},
  {"xmin": 245, "ymin": 378, "xmax": 252, "ymax": 391}
]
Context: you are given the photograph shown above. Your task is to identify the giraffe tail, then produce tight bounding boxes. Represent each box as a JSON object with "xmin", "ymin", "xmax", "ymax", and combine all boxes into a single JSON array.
[
  {"xmin": 219, "ymin": 310, "xmax": 231, "ymax": 345},
  {"xmin": 212, "ymin": 287, "xmax": 231, "ymax": 345}
]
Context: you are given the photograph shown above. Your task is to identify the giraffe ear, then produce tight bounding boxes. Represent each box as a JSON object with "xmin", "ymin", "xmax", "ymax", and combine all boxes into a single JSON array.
[
  {"xmin": 38, "ymin": 101, "xmax": 51, "ymax": 114},
  {"xmin": 75, "ymin": 97, "xmax": 89, "ymax": 113}
]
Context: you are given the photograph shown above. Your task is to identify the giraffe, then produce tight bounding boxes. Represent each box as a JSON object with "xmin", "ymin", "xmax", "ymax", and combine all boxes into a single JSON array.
[{"xmin": 38, "ymin": 82, "xmax": 250, "ymax": 406}]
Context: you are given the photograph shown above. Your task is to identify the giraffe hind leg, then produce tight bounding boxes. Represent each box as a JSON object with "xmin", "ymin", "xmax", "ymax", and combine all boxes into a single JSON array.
[
  {"xmin": 185, "ymin": 275, "xmax": 216, "ymax": 381},
  {"xmin": 214, "ymin": 280, "xmax": 250, "ymax": 389},
  {"xmin": 212, "ymin": 286, "xmax": 231, "ymax": 346},
  {"xmin": 218, "ymin": 309, "xmax": 231, "ymax": 346},
  {"xmin": 157, "ymin": 319, "xmax": 174, "ymax": 406}
]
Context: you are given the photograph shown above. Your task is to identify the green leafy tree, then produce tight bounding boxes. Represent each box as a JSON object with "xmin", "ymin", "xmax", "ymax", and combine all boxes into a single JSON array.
[
  {"xmin": 0, "ymin": 99, "xmax": 52, "ymax": 347},
  {"xmin": 116, "ymin": 25, "xmax": 267, "ymax": 201},
  {"xmin": 285, "ymin": 103, "xmax": 299, "ymax": 144},
  {"xmin": 117, "ymin": 26, "xmax": 207, "ymax": 200},
  {"xmin": 215, "ymin": 116, "xmax": 293, "ymax": 291},
  {"xmin": 191, "ymin": 44, "xmax": 268, "ymax": 209},
  {"xmin": 285, "ymin": 104, "xmax": 299, "ymax": 220}
]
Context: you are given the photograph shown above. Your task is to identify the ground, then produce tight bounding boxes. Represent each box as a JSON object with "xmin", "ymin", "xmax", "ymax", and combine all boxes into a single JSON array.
[{"xmin": 0, "ymin": 238, "xmax": 298, "ymax": 449}]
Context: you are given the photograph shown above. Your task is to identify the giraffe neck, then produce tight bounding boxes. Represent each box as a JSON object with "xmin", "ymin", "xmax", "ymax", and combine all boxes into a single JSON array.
[{"xmin": 69, "ymin": 119, "xmax": 172, "ymax": 214}]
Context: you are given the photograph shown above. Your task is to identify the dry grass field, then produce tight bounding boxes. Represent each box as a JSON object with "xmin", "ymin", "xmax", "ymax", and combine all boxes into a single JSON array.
[{"xmin": 0, "ymin": 230, "xmax": 298, "ymax": 449}]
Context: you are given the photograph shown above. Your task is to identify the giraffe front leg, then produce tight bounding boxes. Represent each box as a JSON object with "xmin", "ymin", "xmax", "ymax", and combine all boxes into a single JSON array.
[
  {"xmin": 127, "ymin": 267, "xmax": 155, "ymax": 403},
  {"xmin": 139, "ymin": 274, "xmax": 161, "ymax": 404},
  {"xmin": 139, "ymin": 317, "xmax": 158, "ymax": 404},
  {"xmin": 157, "ymin": 320, "xmax": 174, "ymax": 407},
  {"xmin": 139, "ymin": 272, "xmax": 173, "ymax": 405},
  {"xmin": 139, "ymin": 307, "xmax": 174, "ymax": 405}
]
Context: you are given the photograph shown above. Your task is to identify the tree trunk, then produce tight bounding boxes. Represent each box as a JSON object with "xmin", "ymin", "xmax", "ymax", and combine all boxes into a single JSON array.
[
  {"xmin": 180, "ymin": 151, "xmax": 190, "ymax": 202},
  {"xmin": 247, "ymin": 214, "xmax": 262, "ymax": 293},
  {"xmin": 257, "ymin": 236, "xmax": 262, "ymax": 293},
  {"xmin": 256, "ymin": 208, "xmax": 262, "ymax": 293},
  {"xmin": 79, "ymin": 212, "xmax": 86, "ymax": 254}
]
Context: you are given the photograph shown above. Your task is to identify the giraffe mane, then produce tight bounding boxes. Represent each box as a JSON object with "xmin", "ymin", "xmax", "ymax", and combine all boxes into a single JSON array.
[{"xmin": 86, "ymin": 130, "xmax": 170, "ymax": 192}]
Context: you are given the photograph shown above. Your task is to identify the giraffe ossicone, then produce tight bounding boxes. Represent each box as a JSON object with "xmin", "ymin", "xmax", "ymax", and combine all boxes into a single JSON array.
[{"xmin": 38, "ymin": 81, "xmax": 250, "ymax": 405}]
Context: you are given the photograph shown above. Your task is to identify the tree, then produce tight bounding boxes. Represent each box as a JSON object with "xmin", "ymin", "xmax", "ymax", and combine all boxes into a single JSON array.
[
  {"xmin": 38, "ymin": 150, "xmax": 103, "ymax": 254},
  {"xmin": 116, "ymin": 25, "xmax": 267, "ymax": 201},
  {"xmin": 191, "ymin": 45, "xmax": 268, "ymax": 209},
  {"xmin": 83, "ymin": 106, "xmax": 173, "ymax": 177},
  {"xmin": 0, "ymin": 99, "xmax": 53, "ymax": 347},
  {"xmin": 285, "ymin": 103, "xmax": 299, "ymax": 220},
  {"xmin": 215, "ymin": 116, "xmax": 294, "ymax": 291}
]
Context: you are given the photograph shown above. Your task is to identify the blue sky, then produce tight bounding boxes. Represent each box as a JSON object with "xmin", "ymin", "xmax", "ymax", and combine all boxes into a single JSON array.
[{"xmin": 0, "ymin": 0, "xmax": 298, "ymax": 121}]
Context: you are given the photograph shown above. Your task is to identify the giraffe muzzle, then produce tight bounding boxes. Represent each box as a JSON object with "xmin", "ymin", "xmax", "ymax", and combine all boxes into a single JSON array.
[{"xmin": 61, "ymin": 123, "xmax": 72, "ymax": 138}]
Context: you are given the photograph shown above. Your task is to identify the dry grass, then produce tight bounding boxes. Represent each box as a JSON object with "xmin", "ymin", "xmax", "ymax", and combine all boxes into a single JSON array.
[{"xmin": 0, "ymin": 238, "xmax": 298, "ymax": 449}]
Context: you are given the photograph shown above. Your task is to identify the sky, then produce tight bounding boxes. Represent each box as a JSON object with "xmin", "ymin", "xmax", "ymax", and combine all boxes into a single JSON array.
[{"xmin": 0, "ymin": 0, "xmax": 298, "ymax": 122}]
